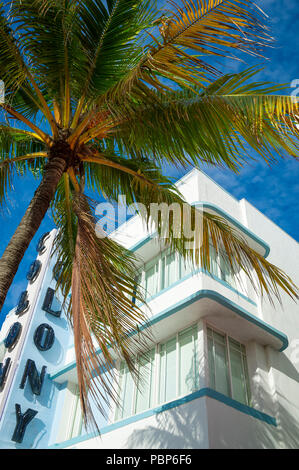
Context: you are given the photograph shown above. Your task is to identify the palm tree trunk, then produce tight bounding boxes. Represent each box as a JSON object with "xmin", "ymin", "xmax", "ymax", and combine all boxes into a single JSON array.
[{"xmin": 0, "ymin": 155, "xmax": 67, "ymax": 312}]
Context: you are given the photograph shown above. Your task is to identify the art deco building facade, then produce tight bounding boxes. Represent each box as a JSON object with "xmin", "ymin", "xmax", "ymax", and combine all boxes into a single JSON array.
[{"xmin": 0, "ymin": 168, "xmax": 298, "ymax": 449}]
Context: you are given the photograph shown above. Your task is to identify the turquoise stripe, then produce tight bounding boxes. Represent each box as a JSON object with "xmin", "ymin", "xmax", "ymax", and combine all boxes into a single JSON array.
[
  {"xmin": 49, "ymin": 288, "xmax": 287, "ymax": 381},
  {"xmin": 48, "ymin": 387, "xmax": 276, "ymax": 449},
  {"xmin": 138, "ymin": 289, "xmax": 288, "ymax": 352},
  {"xmin": 130, "ymin": 232, "xmax": 157, "ymax": 252},
  {"xmin": 142, "ymin": 267, "xmax": 257, "ymax": 307}
]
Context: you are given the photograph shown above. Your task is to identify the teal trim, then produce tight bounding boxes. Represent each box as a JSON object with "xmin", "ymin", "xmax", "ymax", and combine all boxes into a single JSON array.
[
  {"xmin": 130, "ymin": 233, "xmax": 157, "ymax": 252},
  {"xmin": 49, "ymin": 288, "xmax": 287, "ymax": 382},
  {"xmin": 192, "ymin": 201, "xmax": 270, "ymax": 258},
  {"xmin": 141, "ymin": 290, "xmax": 288, "ymax": 352},
  {"xmin": 49, "ymin": 387, "xmax": 276, "ymax": 449},
  {"xmin": 50, "ymin": 362, "xmax": 76, "ymax": 381},
  {"xmin": 143, "ymin": 267, "xmax": 257, "ymax": 307},
  {"xmin": 203, "ymin": 388, "xmax": 277, "ymax": 426}
]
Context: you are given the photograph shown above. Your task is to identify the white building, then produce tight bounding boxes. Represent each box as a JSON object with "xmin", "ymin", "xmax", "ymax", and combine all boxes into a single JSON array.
[{"xmin": 0, "ymin": 168, "xmax": 298, "ymax": 449}]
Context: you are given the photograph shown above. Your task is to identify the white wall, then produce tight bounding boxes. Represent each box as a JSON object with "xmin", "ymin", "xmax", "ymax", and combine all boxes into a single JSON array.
[{"xmin": 45, "ymin": 170, "xmax": 299, "ymax": 449}]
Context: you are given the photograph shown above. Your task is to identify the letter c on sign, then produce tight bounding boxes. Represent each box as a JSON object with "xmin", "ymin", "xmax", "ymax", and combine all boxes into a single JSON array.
[{"xmin": 33, "ymin": 324, "xmax": 55, "ymax": 351}]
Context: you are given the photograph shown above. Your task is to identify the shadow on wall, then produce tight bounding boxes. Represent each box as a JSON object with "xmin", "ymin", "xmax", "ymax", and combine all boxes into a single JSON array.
[
  {"xmin": 275, "ymin": 390, "xmax": 299, "ymax": 449},
  {"xmin": 205, "ymin": 348, "xmax": 299, "ymax": 449},
  {"xmin": 248, "ymin": 392, "xmax": 299, "ymax": 449},
  {"xmin": 121, "ymin": 396, "xmax": 299, "ymax": 449},
  {"xmin": 123, "ymin": 400, "xmax": 208, "ymax": 449},
  {"xmin": 273, "ymin": 352, "xmax": 299, "ymax": 384},
  {"xmin": 120, "ymin": 363, "xmax": 299, "ymax": 450}
]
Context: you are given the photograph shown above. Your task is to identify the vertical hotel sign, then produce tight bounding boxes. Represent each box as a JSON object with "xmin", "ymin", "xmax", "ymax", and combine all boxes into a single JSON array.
[{"xmin": 0, "ymin": 230, "xmax": 65, "ymax": 446}]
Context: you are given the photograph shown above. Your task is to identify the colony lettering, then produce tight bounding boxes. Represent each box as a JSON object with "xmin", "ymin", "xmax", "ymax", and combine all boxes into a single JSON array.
[{"xmin": 0, "ymin": 232, "xmax": 62, "ymax": 444}]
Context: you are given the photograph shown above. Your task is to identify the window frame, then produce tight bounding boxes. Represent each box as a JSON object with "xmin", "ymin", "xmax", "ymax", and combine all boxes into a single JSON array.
[
  {"xmin": 205, "ymin": 322, "xmax": 251, "ymax": 407},
  {"xmin": 135, "ymin": 244, "xmax": 241, "ymax": 305},
  {"xmin": 113, "ymin": 322, "xmax": 200, "ymax": 422}
]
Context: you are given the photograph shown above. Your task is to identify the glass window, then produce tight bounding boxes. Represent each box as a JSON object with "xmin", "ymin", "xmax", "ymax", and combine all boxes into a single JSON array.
[
  {"xmin": 135, "ymin": 348, "xmax": 155, "ymax": 414},
  {"xmin": 229, "ymin": 338, "xmax": 251, "ymax": 405},
  {"xmin": 207, "ymin": 328, "xmax": 230, "ymax": 396},
  {"xmin": 161, "ymin": 251, "xmax": 178, "ymax": 289},
  {"xmin": 134, "ymin": 237, "xmax": 241, "ymax": 306},
  {"xmin": 207, "ymin": 326, "xmax": 250, "ymax": 406},
  {"xmin": 178, "ymin": 326, "xmax": 199, "ymax": 396},
  {"xmin": 158, "ymin": 324, "xmax": 199, "ymax": 404},
  {"xmin": 180, "ymin": 256, "xmax": 194, "ymax": 279},
  {"xmin": 115, "ymin": 362, "xmax": 135, "ymax": 420},
  {"xmin": 209, "ymin": 245, "xmax": 219, "ymax": 277},
  {"xmin": 144, "ymin": 258, "xmax": 159, "ymax": 299},
  {"xmin": 68, "ymin": 387, "xmax": 83, "ymax": 440},
  {"xmin": 219, "ymin": 252, "xmax": 235, "ymax": 287},
  {"xmin": 115, "ymin": 324, "xmax": 199, "ymax": 421},
  {"xmin": 159, "ymin": 336, "xmax": 177, "ymax": 403},
  {"xmin": 136, "ymin": 243, "xmax": 238, "ymax": 304}
]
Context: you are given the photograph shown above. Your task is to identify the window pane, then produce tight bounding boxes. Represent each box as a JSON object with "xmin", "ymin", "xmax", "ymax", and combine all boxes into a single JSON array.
[
  {"xmin": 229, "ymin": 337, "xmax": 241, "ymax": 351},
  {"xmin": 214, "ymin": 341, "xmax": 230, "ymax": 396},
  {"xmin": 208, "ymin": 327, "xmax": 250, "ymax": 406},
  {"xmin": 180, "ymin": 257, "xmax": 193, "ymax": 279},
  {"xmin": 159, "ymin": 336, "xmax": 177, "ymax": 403},
  {"xmin": 133, "ymin": 273, "xmax": 142, "ymax": 306},
  {"xmin": 242, "ymin": 353, "xmax": 251, "ymax": 405},
  {"xmin": 145, "ymin": 260, "xmax": 159, "ymax": 298},
  {"xmin": 208, "ymin": 328, "xmax": 230, "ymax": 395},
  {"xmin": 116, "ymin": 362, "xmax": 134, "ymax": 420},
  {"xmin": 178, "ymin": 326, "xmax": 199, "ymax": 396},
  {"xmin": 213, "ymin": 330, "xmax": 226, "ymax": 345},
  {"xmin": 219, "ymin": 252, "xmax": 235, "ymax": 286},
  {"xmin": 162, "ymin": 252, "xmax": 177, "ymax": 289},
  {"xmin": 209, "ymin": 245, "xmax": 219, "ymax": 277},
  {"xmin": 135, "ymin": 349, "xmax": 155, "ymax": 414},
  {"xmin": 207, "ymin": 336, "xmax": 215, "ymax": 389},
  {"xmin": 229, "ymin": 345, "xmax": 248, "ymax": 405}
]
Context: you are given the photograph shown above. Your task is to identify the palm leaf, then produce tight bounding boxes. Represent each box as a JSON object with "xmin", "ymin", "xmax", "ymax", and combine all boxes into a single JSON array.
[
  {"xmin": 112, "ymin": 68, "xmax": 298, "ymax": 170},
  {"xmin": 67, "ymin": 193, "xmax": 149, "ymax": 430},
  {"xmin": 0, "ymin": 2, "xmax": 58, "ymax": 135},
  {"xmin": 101, "ymin": 0, "xmax": 273, "ymax": 109},
  {"xmin": 9, "ymin": 0, "xmax": 83, "ymax": 111},
  {"xmin": 0, "ymin": 124, "xmax": 46, "ymax": 205},
  {"xmin": 141, "ymin": 0, "xmax": 271, "ymax": 87},
  {"xmin": 81, "ymin": 152, "xmax": 298, "ymax": 304}
]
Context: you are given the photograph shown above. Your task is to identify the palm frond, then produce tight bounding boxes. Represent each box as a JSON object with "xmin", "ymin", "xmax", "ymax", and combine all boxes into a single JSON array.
[
  {"xmin": 201, "ymin": 211, "xmax": 298, "ymax": 303},
  {"xmin": 73, "ymin": 0, "xmax": 157, "ymax": 103},
  {"xmin": 82, "ymin": 147, "xmax": 182, "ymax": 206},
  {"xmin": 0, "ymin": 103, "xmax": 51, "ymax": 144},
  {"xmin": 102, "ymin": 0, "xmax": 272, "ymax": 108},
  {"xmin": 9, "ymin": 0, "xmax": 83, "ymax": 111},
  {"xmin": 112, "ymin": 68, "xmax": 298, "ymax": 170},
  {"xmin": 51, "ymin": 173, "xmax": 77, "ymax": 307},
  {"xmin": 143, "ymin": 195, "xmax": 299, "ymax": 304},
  {"xmin": 141, "ymin": 0, "xmax": 271, "ymax": 88},
  {"xmin": 0, "ymin": 124, "xmax": 46, "ymax": 205},
  {"xmin": 53, "ymin": 190, "xmax": 150, "ymax": 429},
  {"xmin": 81, "ymin": 152, "xmax": 298, "ymax": 304},
  {"xmin": 0, "ymin": 2, "xmax": 58, "ymax": 136},
  {"xmin": 69, "ymin": 0, "xmax": 158, "ymax": 133}
]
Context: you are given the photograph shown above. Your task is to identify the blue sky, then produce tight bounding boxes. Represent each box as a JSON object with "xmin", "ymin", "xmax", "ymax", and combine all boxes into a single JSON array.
[{"xmin": 0, "ymin": 0, "xmax": 298, "ymax": 326}]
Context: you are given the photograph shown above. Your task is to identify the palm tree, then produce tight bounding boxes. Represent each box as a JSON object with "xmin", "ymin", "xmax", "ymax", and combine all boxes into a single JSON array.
[{"xmin": 0, "ymin": 0, "xmax": 298, "ymax": 429}]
